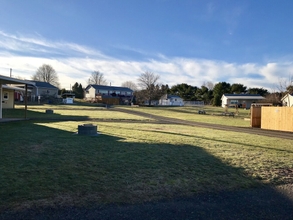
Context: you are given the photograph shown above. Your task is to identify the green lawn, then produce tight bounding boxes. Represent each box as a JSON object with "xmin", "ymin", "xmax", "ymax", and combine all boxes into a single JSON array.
[
  {"xmin": 0, "ymin": 105, "xmax": 292, "ymax": 210},
  {"xmin": 3, "ymin": 105, "xmax": 150, "ymax": 121},
  {"xmin": 119, "ymin": 105, "xmax": 251, "ymax": 127}
]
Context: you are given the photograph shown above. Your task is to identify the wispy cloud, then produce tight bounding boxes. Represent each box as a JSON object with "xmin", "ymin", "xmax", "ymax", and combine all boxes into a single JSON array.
[
  {"xmin": 0, "ymin": 31, "xmax": 108, "ymax": 58},
  {"xmin": 0, "ymin": 30, "xmax": 293, "ymax": 91}
]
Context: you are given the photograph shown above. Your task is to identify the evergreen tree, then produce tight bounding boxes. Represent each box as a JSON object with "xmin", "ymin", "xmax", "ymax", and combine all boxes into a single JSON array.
[
  {"xmin": 78, "ymin": 84, "xmax": 84, "ymax": 98},
  {"xmin": 72, "ymin": 82, "xmax": 84, "ymax": 98},
  {"xmin": 212, "ymin": 82, "xmax": 231, "ymax": 106}
]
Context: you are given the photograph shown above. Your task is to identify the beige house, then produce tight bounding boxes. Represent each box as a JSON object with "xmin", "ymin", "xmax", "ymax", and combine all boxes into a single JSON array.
[
  {"xmin": 2, "ymin": 85, "xmax": 31, "ymax": 109},
  {"xmin": 2, "ymin": 85, "xmax": 15, "ymax": 109},
  {"xmin": 281, "ymin": 93, "xmax": 293, "ymax": 107},
  {"xmin": 0, "ymin": 75, "xmax": 34, "ymax": 119}
]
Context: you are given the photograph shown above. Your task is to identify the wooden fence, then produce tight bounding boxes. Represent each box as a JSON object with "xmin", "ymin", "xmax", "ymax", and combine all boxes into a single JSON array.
[
  {"xmin": 261, "ymin": 107, "xmax": 293, "ymax": 132},
  {"xmin": 250, "ymin": 106, "xmax": 262, "ymax": 128}
]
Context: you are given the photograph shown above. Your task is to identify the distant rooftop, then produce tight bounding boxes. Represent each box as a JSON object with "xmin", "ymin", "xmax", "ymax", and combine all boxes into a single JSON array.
[
  {"xmin": 167, "ymin": 94, "xmax": 182, "ymax": 98},
  {"xmin": 223, "ymin": 94, "xmax": 263, "ymax": 97},
  {"xmin": 222, "ymin": 94, "xmax": 265, "ymax": 100},
  {"xmin": 29, "ymin": 80, "xmax": 58, "ymax": 89},
  {"xmin": 86, "ymin": 84, "xmax": 133, "ymax": 92}
]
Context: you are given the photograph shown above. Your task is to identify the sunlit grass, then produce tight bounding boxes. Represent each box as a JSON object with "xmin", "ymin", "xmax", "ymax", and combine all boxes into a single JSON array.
[{"xmin": 119, "ymin": 105, "xmax": 251, "ymax": 127}]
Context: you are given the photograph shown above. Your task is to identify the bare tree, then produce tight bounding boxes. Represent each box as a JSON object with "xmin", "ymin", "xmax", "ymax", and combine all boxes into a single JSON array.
[
  {"xmin": 138, "ymin": 71, "xmax": 160, "ymax": 89},
  {"xmin": 121, "ymin": 81, "xmax": 138, "ymax": 91},
  {"xmin": 32, "ymin": 64, "xmax": 60, "ymax": 88},
  {"xmin": 203, "ymin": 81, "xmax": 214, "ymax": 90},
  {"xmin": 137, "ymin": 71, "xmax": 160, "ymax": 105},
  {"xmin": 277, "ymin": 74, "xmax": 293, "ymax": 93},
  {"xmin": 287, "ymin": 85, "xmax": 293, "ymax": 94},
  {"xmin": 88, "ymin": 71, "xmax": 107, "ymax": 85}
]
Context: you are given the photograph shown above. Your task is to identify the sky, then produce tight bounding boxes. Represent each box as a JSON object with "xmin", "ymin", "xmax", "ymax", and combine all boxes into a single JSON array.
[{"xmin": 0, "ymin": 0, "xmax": 293, "ymax": 91}]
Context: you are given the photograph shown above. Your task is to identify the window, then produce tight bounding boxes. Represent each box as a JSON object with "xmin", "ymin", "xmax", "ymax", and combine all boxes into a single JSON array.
[
  {"xmin": 98, "ymin": 90, "xmax": 108, "ymax": 95},
  {"xmin": 3, "ymin": 92, "xmax": 8, "ymax": 100},
  {"xmin": 230, "ymin": 100, "xmax": 238, "ymax": 104}
]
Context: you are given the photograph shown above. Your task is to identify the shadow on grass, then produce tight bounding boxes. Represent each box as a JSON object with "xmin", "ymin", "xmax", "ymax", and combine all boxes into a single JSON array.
[
  {"xmin": 2, "ymin": 109, "xmax": 89, "ymax": 121},
  {"xmin": 1, "ymin": 121, "xmax": 293, "ymax": 219}
]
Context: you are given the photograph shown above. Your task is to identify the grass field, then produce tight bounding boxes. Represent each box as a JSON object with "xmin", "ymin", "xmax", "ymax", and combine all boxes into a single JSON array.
[
  {"xmin": 3, "ymin": 104, "xmax": 150, "ymax": 121},
  {"xmin": 119, "ymin": 105, "xmax": 251, "ymax": 127},
  {"xmin": 1, "ymin": 104, "xmax": 293, "ymax": 210}
]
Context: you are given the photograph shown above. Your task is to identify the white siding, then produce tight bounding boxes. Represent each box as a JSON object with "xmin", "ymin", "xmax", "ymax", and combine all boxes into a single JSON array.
[
  {"xmin": 221, "ymin": 96, "xmax": 228, "ymax": 107},
  {"xmin": 85, "ymin": 87, "xmax": 96, "ymax": 99},
  {"xmin": 282, "ymin": 94, "xmax": 293, "ymax": 107},
  {"xmin": 159, "ymin": 97, "xmax": 184, "ymax": 106}
]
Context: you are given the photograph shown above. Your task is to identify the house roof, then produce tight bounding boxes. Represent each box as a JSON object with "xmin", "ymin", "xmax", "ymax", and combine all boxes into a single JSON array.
[
  {"xmin": 2, "ymin": 85, "xmax": 32, "ymax": 92},
  {"xmin": 29, "ymin": 81, "xmax": 58, "ymax": 89},
  {"xmin": 0, "ymin": 74, "xmax": 34, "ymax": 85},
  {"xmin": 167, "ymin": 95, "xmax": 182, "ymax": 99},
  {"xmin": 86, "ymin": 84, "xmax": 133, "ymax": 92},
  {"xmin": 222, "ymin": 94, "xmax": 265, "ymax": 100}
]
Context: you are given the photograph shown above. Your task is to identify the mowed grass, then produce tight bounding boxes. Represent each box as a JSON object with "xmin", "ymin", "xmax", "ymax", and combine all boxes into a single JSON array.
[
  {"xmin": 1, "ymin": 106, "xmax": 293, "ymax": 211},
  {"xmin": 119, "ymin": 105, "xmax": 251, "ymax": 127},
  {"xmin": 3, "ymin": 104, "xmax": 150, "ymax": 121}
]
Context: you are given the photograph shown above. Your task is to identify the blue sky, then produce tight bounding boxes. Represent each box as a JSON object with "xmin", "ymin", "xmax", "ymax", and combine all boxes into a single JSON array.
[{"xmin": 0, "ymin": 0, "xmax": 293, "ymax": 91}]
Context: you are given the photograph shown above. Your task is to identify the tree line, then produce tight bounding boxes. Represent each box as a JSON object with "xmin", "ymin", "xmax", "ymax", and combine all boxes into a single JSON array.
[
  {"xmin": 31, "ymin": 64, "xmax": 293, "ymax": 106},
  {"xmin": 132, "ymin": 72, "xmax": 292, "ymax": 106}
]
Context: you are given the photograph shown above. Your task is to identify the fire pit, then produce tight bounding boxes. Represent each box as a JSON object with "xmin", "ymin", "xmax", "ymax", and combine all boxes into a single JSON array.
[
  {"xmin": 78, "ymin": 124, "xmax": 98, "ymax": 136},
  {"xmin": 45, "ymin": 109, "xmax": 54, "ymax": 114}
]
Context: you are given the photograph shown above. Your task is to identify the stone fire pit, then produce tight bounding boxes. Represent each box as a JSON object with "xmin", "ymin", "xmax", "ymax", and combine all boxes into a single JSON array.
[{"xmin": 78, "ymin": 124, "xmax": 98, "ymax": 136}]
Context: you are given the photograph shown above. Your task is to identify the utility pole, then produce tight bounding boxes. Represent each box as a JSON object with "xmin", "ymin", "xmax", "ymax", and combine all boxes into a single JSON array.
[{"xmin": 10, "ymin": 68, "xmax": 12, "ymax": 77}]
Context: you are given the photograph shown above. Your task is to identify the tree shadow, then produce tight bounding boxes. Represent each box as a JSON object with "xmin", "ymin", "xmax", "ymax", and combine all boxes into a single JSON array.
[
  {"xmin": 0, "ymin": 121, "xmax": 293, "ymax": 219},
  {"xmin": 3, "ymin": 108, "xmax": 90, "ymax": 121}
]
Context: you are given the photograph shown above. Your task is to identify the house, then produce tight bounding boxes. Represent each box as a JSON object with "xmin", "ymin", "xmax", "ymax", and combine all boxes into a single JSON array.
[
  {"xmin": 2, "ymin": 85, "xmax": 31, "ymax": 109},
  {"xmin": 13, "ymin": 81, "xmax": 59, "ymax": 101},
  {"xmin": 221, "ymin": 94, "xmax": 266, "ymax": 109},
  {"xmin": 85, "ymin": 84, "xmax": 133, "ymax": 105},
  {"xmin": 0, "ymin": 75, "xmax": 34, "ymax": 119},
  {"xmin": 143, "ymin": 100, "xmax": 159, "ymax": 106},
  {"xmin": 159, "ymin": 94, "xmax": 184, "ymax": 106},
  {"xmin": 281, "ymin": 93, "xmax": 293, "ymax": 106},
  {"xmin": 2, "ymin": 85, "xmax": 17, "ymax": 109},
  {"xmin": 30, "ymin": 81, "xmax": 58, "ymax": 98}
]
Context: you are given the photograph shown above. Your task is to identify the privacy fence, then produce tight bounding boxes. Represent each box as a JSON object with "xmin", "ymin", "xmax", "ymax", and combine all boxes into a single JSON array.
[{"xmin": 251, "ymin": 106, "xmax": 293, "ymax": 132}]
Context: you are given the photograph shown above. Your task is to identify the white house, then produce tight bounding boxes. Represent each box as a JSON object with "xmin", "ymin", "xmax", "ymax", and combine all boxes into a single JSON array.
[
  {"xmin": 281, "ymin": 93, "xmax": 293, "ymax": 106},
  {"xmin": 85, "ymin": 84, "xmax": 133, "ymax": 98},
  {"xmin": 85, "ymin": 84, "xmax": 133, "ymax": 105},
  {"xmin": 221, "ymin": 94, "xmax": 265, "ymax": 109},
  {"xmin": 159, "ymin": 94, "xmax": 184, "ymax": 106}
]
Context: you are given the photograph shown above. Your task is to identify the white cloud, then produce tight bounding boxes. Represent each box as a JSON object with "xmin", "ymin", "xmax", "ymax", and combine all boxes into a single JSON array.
[{"xmin": 1, "ymin": 30, "xmax": 293, "ymax": 91}]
